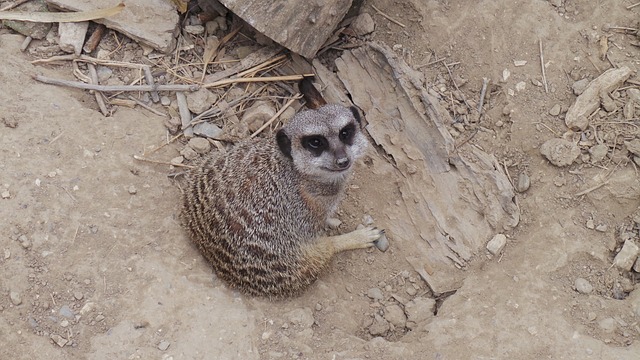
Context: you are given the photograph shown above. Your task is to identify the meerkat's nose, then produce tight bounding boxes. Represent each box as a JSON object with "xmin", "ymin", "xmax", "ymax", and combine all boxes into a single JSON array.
[{"xmin": 335, "ymin": 157, "xmax": 350, "ymax": 169}]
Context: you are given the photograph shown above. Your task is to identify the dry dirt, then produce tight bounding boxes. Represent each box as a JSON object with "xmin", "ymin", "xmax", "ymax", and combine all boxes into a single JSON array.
[{"xmin": 2, "ymin": 0, "xmax": 640, "ymax": 359}]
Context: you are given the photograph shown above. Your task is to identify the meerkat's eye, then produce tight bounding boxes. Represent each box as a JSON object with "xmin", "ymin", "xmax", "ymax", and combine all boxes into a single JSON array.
[
  {"xmin": 301, "ymin": 135, "xmax": 328, "ymax": 156},
  {"xmin": 339, "ymin": 123, "xmax": 356, "ymax": 144}
]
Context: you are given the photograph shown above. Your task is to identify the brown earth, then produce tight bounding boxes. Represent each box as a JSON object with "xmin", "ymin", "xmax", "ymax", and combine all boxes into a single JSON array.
[{"xmin": 1, "ymin": 0, "xmax": 640, "ymax": 359}]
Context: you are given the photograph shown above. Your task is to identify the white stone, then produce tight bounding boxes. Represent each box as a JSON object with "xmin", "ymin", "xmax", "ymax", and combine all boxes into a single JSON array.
[
  {"xmin": 58, "ymin": 21, "xmax": 89, "ymax": 55},
  {"xmin": 350, "ymin": 13, "xmax": 375, "ymax": 36},
  {"xmin": 574, "ymin": 278, "xmax": 593, "ymax": 294},
  {"xmin": 486, "ymin": 234, "xmax": 507, "ymax": 255},
  {"xmin": 613, "ymin": 240, "xmax": 639, "ymax": 271}
]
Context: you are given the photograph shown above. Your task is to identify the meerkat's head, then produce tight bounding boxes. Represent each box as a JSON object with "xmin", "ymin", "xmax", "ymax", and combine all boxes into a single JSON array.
[{"xmin": 276, "ymin": 104, "xmax": 368, "ymax": 183}]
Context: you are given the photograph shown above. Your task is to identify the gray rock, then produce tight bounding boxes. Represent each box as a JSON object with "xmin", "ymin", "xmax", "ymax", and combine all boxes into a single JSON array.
[
  {"xmin": 157, "ymin": 340, "xmax": 171, "ymax": 351},
  {"xmin": 516, "ymin": 172, "xmax": 530, "ymax": 193},
  {"xmin": 549, "ymin": 0, "xmax": 563, "ymax": 7},
  {"xmin": 539, "ymin": 138, "xmax": 580, "ymax": 167},
  {"xmin": 383, "ymin": 304, "xmax": 406, "ymax": 328},
  {"xmin": 598, "ymin": 317, "xmax": 616, "ymax": 333},
  {"xmin": 634, "ymin": 257, "xmax": 640, "ymax": 273},
  {"xmin": 160, "ymin": 96, "xmax": 171, "ymax": 106},
  {"xmin": 73, "ymin": 291, "xmax": 84, "ymax": 300},
  {"xmin": 589, "ymin": 144, "xmax": 609, "ymax": 163},
  {"xmin": 600, "ymin": 92, "xmax": 616, "ymax": 112},
  {"xmin": 624, "ymin": 139, "xmax": 640, "ymax": 157},
  {"xmin": 242, "ymin": 102, "xmax": 276, "ymax": 133},
  {"xmin": 96, "ymin": 66, "xmax": 113, "ymax": 83},
  {"xmin": 184, "ymin": 25, "xmax": 205, "ymax": 35},
  {"xmin": 205, "ymin": 20, "xmax": 219, "ymax": 35},
  {"xmin": 284, "ymin": 308, "xmax": 314, "ymax": 328},
  {"xmin": 47, "ymin": 0, "xmax": 179, "ymax": 53},
  {"xmin": 549, "ymin": 104, "xmax": 561, "ymax": 116},
  {"xmin": 404, "ymin": 297, "xmax": 436, "ymax": 327},
  {"xmin": 572, "ymin": 78, "xmax": 590, "ymax": 95},
  {"xmin": 629, "ymin": 288, "xmax": 640, "ymax": 317},
  {"xmin": 574, "ymin": 278, "xmax": 593, "ymax": 294},
  {"xmin": 193, "ymin": 122, "xmax": 223, "ymax": 139},
  {"xmin": 326, "ymin": 218, "xmax": 342, "ymax": 229},
  {"xmin": 186, "ymin": 88, "xmax": 217, "ymax": 115},
  {"xmin": 486, "ymin": 234, "xmax": 507, "ymax": 255},
  {"xmin": 367, "ymin": 287, "xmax": 384, "ymax": 301},
  {"xmin": 59, "ymin": 305, "xmax": 75, "ymax": 319},
  {"xmin": 9, "ymin": 291, "xmax": 22, "ymax": 306},
  {"xmin": 58, "ymin": 21, "xmax": 89, "ymax": 55},
  {"xmin": 280, "ymin": 107, "xmax": 296, "ymax": 122},
  {"xmin": 180, "ymin": 146, "xmax": 198, "ymax": 160},
  {"xmin": 351, "ymin": 13, "xmax": 375, "ymax": 36},
  {"xmin": 188, "ymin": 137, "xmax": 211, "ymax": 155},
  {"xmin": 50, "ymin": 333, "xmax": 68, "ymax": 347},
  {"xmin": 613, "ymin": 240, "xmax": 639, "ymax": 271},
  {"xmin": 368, "ymin": 314, "xmax": 389, "ymax": 336},
  {"xmin": 3, "ymin": 0, "xmax": 52, "ymax": 39},
  {"xmin": 628, "ymin": 89, "xmax": 640, "ymax": 103}
]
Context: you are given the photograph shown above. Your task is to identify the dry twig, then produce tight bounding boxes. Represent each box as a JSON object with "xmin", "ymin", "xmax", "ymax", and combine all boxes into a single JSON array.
[
  {"xmin": 371, "ymin": 4, "xmax": 406, "ymax": 27},
  {"xmin": 539, "ymin": 39, "xmax": 549, "ymax": 93},
  {"xmin": 250, "ymin": 94, "xmax": 302, "ymax": 138},
  {"xmin": 575, "ymin": 180, "xmax": 609, "ymax": 197},
  {"xmin": 87, "ymin": 63, "xmax": 109, "ymax": 116},
  {"xmin": 33, "ymin": 74, "xmax": 199, "ymax": 92},
  {"xmin": 133, "ymin": 155, "xmax": 194, "ymax": 169}
]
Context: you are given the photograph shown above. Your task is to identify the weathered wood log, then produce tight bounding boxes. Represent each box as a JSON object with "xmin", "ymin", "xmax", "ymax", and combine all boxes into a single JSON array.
[{"xmin": 216, "ymin": 0, "xmax": 352, "ymax": 58}]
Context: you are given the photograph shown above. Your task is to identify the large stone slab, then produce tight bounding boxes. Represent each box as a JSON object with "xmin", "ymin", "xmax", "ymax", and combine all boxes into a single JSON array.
[{"xmin": 46, "ymin": 0, "xmax": 179, "ymax": 53}]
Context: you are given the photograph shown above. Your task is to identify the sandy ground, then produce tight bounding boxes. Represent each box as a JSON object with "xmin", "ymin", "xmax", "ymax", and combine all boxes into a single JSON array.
[{"xmin": 1, "ymin": 0, "xmax": 640, "ymax": 359}]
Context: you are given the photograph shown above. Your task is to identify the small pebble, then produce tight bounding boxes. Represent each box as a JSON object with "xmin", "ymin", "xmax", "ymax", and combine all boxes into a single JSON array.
[
  {"xmin": 50, "ymin": 334, "xmax": 68, "ymax": 347},
  {"xmin": 549, "ymin": 104, "xmax": 561, "ymax": 116},
  {"xmin": 586, "ymin": 219, "xmax": 595, "ymax": 229},
  {"xmin": 598, "ymin": 317, "xmax": 616, "ymax": 333},
  {"xmin": 367, "ymin": 288, "xmax": 384, "ymax": 301},
  {"xmin": 595, "ymin": 224, "xmax": 608, "ymax": 232},
  {"xmin": 128, "ymin": 186, "xmax": 137, "ymax": 195},
  {"xmin": 516, "ymin": 172, "xmax": 530, "ymax": 193},
  {"xmin": 170, "ymin": 156, "xmax": 184, "ymax": 165},
  {"xmin": 160, "ymin": 96, "xmax": 171, "ymax": 106},
  {"xmin": 362, "ymin": 214, "xmax": 374, "ymax": 226},
  {"xmin": 613, "ymin": 240, "xmax": 640, "ymax": 271},
  {"xmin": 513, "ymin": 60, "xmax": 527, "ymax": 67},
  {"xmin": 574, "ymin": 278, "xmax": 593, "ymax": 294},
  {"xmin": 326, "ymin": 218, "xmax": 342, "ymax": 229},
  {"xmin": 405, "ymin": 286, "xmax": 417, "ymax": 296},
  {"xmin": 95, "ymin": 314, "xmax": 105, "ymax": 322},
  {"xmin": 315, "ymin": 303, "xmax": 322, "ymax": 311},
  {"xmin": 158, "ymin": 340, "xmax": 171, "ymax": 351},
  {"xmin": 374, "ymin": 233, "xmax": 389, "ymax": 252},
  {"xmin": 60, "ymin": 320, "xmax": 69, "ymax": 328},
  {"xmin": 1, "ymin": 190, "xmax": 10, "ymax": 199},
  {"xmin": 4, "ymin": 249, "xmax": 10, "ymax": 259},
  {"xmin": 486, "ymin": 234, "xmax": 507, "ymax": 255},
  {"xmin": 73, "ymin": 291, "xmax": 84, "ymax": 300},
  {"xmin": 10, "ymin": 291, "xmax": 22, "ymax": 305},
  {"xmin": 184, "ymin": 25, "xmax": 204, "ymax": 35},
  {"xmin": 495, "ymin": 120, "xmax": 504, "ymax": 127},
  {"xmin": 188, "ymin": 137, "xmax": 211, "ymax": 155},
  {"xmin": 587, "ymin": 312, "xmax": 597, "ymax": 321}
]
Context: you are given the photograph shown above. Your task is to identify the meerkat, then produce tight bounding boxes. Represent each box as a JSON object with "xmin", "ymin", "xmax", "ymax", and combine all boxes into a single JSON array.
[{"xmin": 181, "ymin": 81, "xmax": 387, "ymax": 298}]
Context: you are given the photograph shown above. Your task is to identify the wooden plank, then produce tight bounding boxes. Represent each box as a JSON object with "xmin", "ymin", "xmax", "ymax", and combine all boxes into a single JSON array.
[{"xmin": 218, "ymin": 0, "xmax": 352, "ymax": 58}]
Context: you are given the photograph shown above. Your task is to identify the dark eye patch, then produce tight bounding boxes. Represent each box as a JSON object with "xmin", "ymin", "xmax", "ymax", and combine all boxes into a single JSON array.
[
  {"xmin": 301, "ymin": 135, "xmax": 328, "ymax": 157},
  {"xmin": 339, "ymin": 123, "xmax": 356, "ymax": 145}
]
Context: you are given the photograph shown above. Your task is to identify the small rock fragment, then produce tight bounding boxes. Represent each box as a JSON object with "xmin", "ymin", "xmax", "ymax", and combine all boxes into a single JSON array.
[
  {"xmin": 549, "ymin": 104, "xmax": 561, "ymax": 116},
  {"xmin": 589, "ymin": 144, "xmax": 609, "ymax": 163},
  {"xmin": 1, "ymin": 190, "xmax": 10, "ymax": 199},
  {"xmin": 193, "ymin": 122, "xmax": 223, "ymax": 139},
  {"xmin": 595, "ymin": 224, "xmax": 608, "ymax": 232},
  {"xmin": 59, "ymin": 305, "xmax": 75, "ymax": 319},
  {"xmin": 9, "ymin": 291, "xmax": 22, "ymax": 305},
  {"xmin": 188, "ymin": 137, "xmax": 211, "ymax": 155},
  {"xmin": 367, "ymin": 288, "xmax": 384, "ymax": 301},
  {"xmin": 3, "ymin": 249, "xmax": 9, "ymax": 259},
  {"xmin": 628, "ymin": 89, "xmax": 640, "ymax": 103},
  {"xmin": 326, "ymin": 218, "xmax": 342, "ymax": 229},
  {"xmin": 186, "ymin": 88, "xmax": 217, "ymax": 114},
  {"xmin": 58, "ymin": 22, "xmax": 89, "ymax": 55},
  {"xmin": 586, "ymin": 219, "xmax": 595, "ymax": 229},
  {"xmin": 515, "ymin": 81, "xmax": 526, "ymax": 92},
  {"xmin": 571, "ymin": 78, "xmax": 589, "ymax": 96},
  {"xmin": 160, "ymin": 96, "xmax": 171, "ymax": 106},
  {"xmin": 184, "ymin": 25, "xmax": 205, "ymax": 35},
  {"xmin": 383, "ymin": 304, "xmax": 407, "ymax": 328},
  {"xmin": 486, "ymin": 234, "xmax": 507, "ymax": 255},
  {"xmin": 242, "ymin": 102, "xmax": 276, "ymax": 133},
  {"xmin": 513, "ymin": 60, "xmax": 527, "ymax": 67},
  {"xmin": 539, "ymin": 138, "xmax": 580, "ymax": 167},
  {"xmin": 549, "ymin": 0, "xmax": 562, "ymax": 7},
  {"xmin": 634, "ymin": 257, "xmax": 640, "ymax": 273},
  {"xmin": 374, "ymin": 233, "xmax": 390, "ymax": 252},
  {"xmin": 50, "ymin": 334, "xmax": 68, "ymax": 347},
  {"xmin": 405, "ymin": 286, "xmax": 417, "ymax": 296},
  {"xmin": 404, "ymin": 297, "xmax": 436, "ymax": 329},
  {"xmin": 158, "ymin": 340, "xmax": 171, "ymax": 351},
  {"xmin": 624, "ymin": 139, "xmax": 640, "ymax": 157},
  {"xmin": 600, "ymin": 92, "xmax": 616, "ymax": 112},
  {"xmin": 502, "ymin": 69, "xmax": 511, "ymax": 82},
  {"xmin": 516, "ymin": 172, "xmax": 530, "ymax": 193},
  {"xmin": 598, "ymin": 317, "xmax": 616, "ymax": 333},
  {"xmin": 95, "ymin": 314, "xmax": 105, "ymax": 322},
  {"xmin": 623, "ymin": 100, "xmax": 635, "ymax": 120},
  {"xmin": 574, "ymin": 278, "xmax": 593, "ymax": 294},
  {"xmin": 613, "ymin": 240, "xmax": 639, "ymax": 271},
  {"xmin": 73, "ymin": 291, "xmax": 84, "ymax": 300},
  {"xmin": 350, "ymin": 13, "xmax": 375, "ymax": 36},
  {"xmin": 128, "ymin": 186, "xmax": 137, "ymax": 195},
  {"xmin": 180, "ymin": 146, "xmax": 198, "ymax": 160},
  {"xmin": 80, "ymin": 302, "xmax": 96, "ymax": 315},
  {"xmin": 170, "ymin": 156, "xmax": 184, "ymax": 165},
  {"xmin": 284, "ymin": 308, "xmax": 314, "ymax": 328},
  {"xmin": 368, "ymin": 314, "xmax": 390, "ymax": 336}
]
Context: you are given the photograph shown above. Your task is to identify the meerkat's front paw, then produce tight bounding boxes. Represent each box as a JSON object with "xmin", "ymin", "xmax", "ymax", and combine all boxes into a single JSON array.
[{"xmin": 354, "ymin": 226, "xmax": 389, "ymax": 252}]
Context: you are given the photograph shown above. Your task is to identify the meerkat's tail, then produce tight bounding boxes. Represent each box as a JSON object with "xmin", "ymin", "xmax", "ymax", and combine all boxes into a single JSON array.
[{"xmin": 299, "ymin": 77, "xmax": 327, "ymax": 110}]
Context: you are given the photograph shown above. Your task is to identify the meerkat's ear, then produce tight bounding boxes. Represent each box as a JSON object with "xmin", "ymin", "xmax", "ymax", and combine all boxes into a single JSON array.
[
  {"xmin": 276, "ymin": 129, "xmax": 292, "ymax": 159},
  {"xmin": 350, "ymin": 106, "xmax": 362, "ymax": 124}
]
